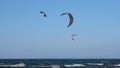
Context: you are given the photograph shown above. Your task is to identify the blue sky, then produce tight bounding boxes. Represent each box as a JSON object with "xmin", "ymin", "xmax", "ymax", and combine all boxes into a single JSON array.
[{"xmin": 0, "ymin": 0, "xmax": 120, "ymax": 59}]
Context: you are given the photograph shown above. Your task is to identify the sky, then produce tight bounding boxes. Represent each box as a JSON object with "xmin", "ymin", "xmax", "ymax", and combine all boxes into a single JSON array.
[{"xmin": 0, "ymin": 0, "xmax": 120, "ymax": 59}]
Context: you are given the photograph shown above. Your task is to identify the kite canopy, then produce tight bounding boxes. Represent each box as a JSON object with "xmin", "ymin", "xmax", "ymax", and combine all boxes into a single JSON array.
[
  {"xmin": 72, "ymin": 34, "xmax": 77, "ymax": 40},
  {"xmin": 61, "ymin": 13, "xmax": 74, "ymax": 27},
  {"xmin": 40, "ymin": 11, "xmax": 47, "ymax": 17}
]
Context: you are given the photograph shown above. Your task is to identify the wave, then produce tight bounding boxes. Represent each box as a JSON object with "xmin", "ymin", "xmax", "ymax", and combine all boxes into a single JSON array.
[
  {"xmin": 30, "ymin": 65, "xmax": 60, "ymax": 68},
  {"xmin": 0, "ymin": 63, "xmax": 26, "ymax": 67},
  {"xmin": 86, "ymin": 63, "xmax": 104, "ymax": 66},
  {"xmin": 64, "ymin": 64, "xmax": 85, "ymax": 67}
]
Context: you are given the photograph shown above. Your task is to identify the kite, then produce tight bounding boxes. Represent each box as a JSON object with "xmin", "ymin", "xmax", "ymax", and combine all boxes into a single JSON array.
[
  {"xmin": 40, "ymin": 11, "xmax": 47, "ymax": 17},
  {"xmin": 61, "ymin": 13, "xmax": 74, "ymax": 27},
  {"xmin": 72, "ymin": 34, "xmax": 77, "ymax": 40}
]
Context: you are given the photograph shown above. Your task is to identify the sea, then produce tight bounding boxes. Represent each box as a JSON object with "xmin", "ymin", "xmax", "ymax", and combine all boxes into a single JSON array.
[{"xmin": 0, "ymin": 59, "xmax": 120, "ymax": 68}]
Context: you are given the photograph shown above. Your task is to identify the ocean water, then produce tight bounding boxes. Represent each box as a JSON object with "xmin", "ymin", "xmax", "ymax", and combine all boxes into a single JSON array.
[{"xmin": 0, "ymin": 59, "xmax": 120, "ymax": 68}]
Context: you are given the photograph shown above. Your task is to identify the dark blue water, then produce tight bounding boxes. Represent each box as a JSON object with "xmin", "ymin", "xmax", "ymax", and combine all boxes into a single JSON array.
[{"xmin": 0, "ymin": 59, "xmax": 120, "ymax": 68}]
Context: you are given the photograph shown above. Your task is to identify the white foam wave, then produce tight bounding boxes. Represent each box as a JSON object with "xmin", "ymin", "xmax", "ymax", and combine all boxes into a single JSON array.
[
  {"xmin": 64, "ymin": 64, "xmax": 85, "ymax": 67},
  {"xmin": 0, "ymin": 63, "xmax": 26, "ymax": 67}
]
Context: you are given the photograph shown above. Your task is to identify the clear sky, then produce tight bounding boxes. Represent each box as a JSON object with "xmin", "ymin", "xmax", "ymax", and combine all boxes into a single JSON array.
[{"xmin": 0, "ymin": 0, "xmax": 120, "ymax": 59}]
